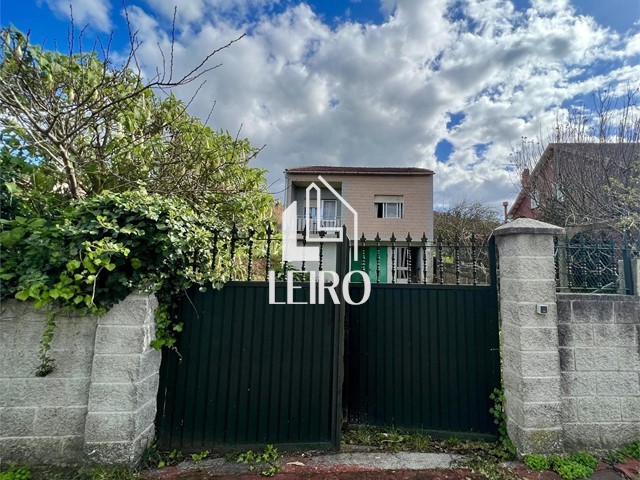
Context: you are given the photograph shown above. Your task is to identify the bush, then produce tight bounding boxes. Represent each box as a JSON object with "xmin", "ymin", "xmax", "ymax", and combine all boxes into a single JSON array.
[
  {"xmin": 568, "ymin": 452, "xmax": 598, "ymax": 470},
  {"xmin": 620, "ymin": 441, "xmax": 639, "ymax": 460},
  {"xmin": 0, "ymin": 190, "xmax": 274, "ymax": 370},
  {"xmin": 0, "ymin": 467, "xmax": 31, "ymax": 480},
  {"xmin": 524, "ymin": 454, "xmax": 550, "ymax": 471},
  {"xmin": 550, "ymin": 454, "xmax": 596, "ymax": 480}
]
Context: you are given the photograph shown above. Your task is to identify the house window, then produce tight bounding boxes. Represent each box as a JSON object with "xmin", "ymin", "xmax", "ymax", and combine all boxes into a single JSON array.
[
  {"xmin": 530, "ymin": 193, "xmax": 539, "ymax": 209},
  {"xmin": 553, "ymin": 185, "xmax": 565, "ymax": 202},
  {"xmin": 374, "ymin": 195, "xmax": 404, "ymax": 219},
  {"xmin": 321, "ymin": 200, "xmax": 337, "ymax": 226}
]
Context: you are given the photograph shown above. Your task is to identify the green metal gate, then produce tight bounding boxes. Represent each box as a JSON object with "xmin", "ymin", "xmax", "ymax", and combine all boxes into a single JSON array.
[
  {"xmin": 155, "ymin": 283, "xmax": 345, "ymax": 451},
  {"xmin": 343, "ymin": 238, "xmax": 500, "ymax": 439},
  {"xmin": 344, "ymin": 283, "xmax": 500, "ymax": 438},
  {"xmin": 155, "ymin": 232, "xmax": 500, "ymax": 449}
]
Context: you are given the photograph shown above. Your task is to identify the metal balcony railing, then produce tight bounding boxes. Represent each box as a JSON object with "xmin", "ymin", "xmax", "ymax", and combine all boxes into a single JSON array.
[{"xmin": 296, "ymin": 216, "xmax": 341, "ymax": 233}]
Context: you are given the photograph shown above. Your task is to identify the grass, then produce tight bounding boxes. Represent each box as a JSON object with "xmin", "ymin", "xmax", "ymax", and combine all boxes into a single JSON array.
[{"xmin": 10, "ymin": 466, "xmax": 141, "ymax": 480}]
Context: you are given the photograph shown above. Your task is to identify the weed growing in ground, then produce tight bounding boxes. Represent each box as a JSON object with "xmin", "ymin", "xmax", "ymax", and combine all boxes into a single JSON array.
[
  {"xmin": 73, "ymin": 466, "xmax": 141, "ymax": 480},
  {"xmin": 0, "ymin": 466, "xmax": 31, "ymax": 480},
  {"xmin": 604, "ymin": 450, "xmax": 625, "ymax": 465},
  {"xmin": 522, "ymin": 452, "xmax": 598, "ymax": 479},
  {"xmin": 603, "ymin": 441, "xmax": 640, "ymax": 466},
  {"xmin": 523, "ymin": 454, "xmax": 550, "ymax": 471},
  {"xmin": 157, "ymin": 449, "xmax": 184, "ymax": 468},
  {"xmin": 619, "ymin": 440, "xmax": 639, "ymax": 460},
  {"xmin": 342, "ymin": 425, "xmax": 510, "ymax": 458},
  {"xmin": 460, "ymin": 455, "xmax": 524, "ymax": 480},
  {"xmin": 191, "ymin": 450, "xmax": 209, "ymax": 464},
  {"xmin": 236, "ymin": 444, "xmax": 281, "ymax": 477},
  {"xmin": 549, "ymin": 454, "xmax": 595, "ymax": 480}
]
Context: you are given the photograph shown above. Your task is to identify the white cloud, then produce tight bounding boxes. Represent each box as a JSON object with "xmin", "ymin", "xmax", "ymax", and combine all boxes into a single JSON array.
[
  {"xmin": 45, "ymin": 0, "xmax": 112, "ymax": 32},
  {"xmin": 120, "ymin": 0, "xmax": 638, "ymax": 208}
]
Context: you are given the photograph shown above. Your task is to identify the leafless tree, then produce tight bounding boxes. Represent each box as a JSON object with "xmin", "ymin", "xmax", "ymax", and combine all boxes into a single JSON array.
[
  {"xmin": 509, "ymin": 86, "xmax": 640, "ymax": 232},
  {"xmin": 434, "ymin": 198, "xmax": 501, "ymax": 244}
]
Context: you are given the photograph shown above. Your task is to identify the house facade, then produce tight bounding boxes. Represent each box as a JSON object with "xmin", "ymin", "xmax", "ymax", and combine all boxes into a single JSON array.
[
  {"xmin": 284, "ymin": 166, "xmax": 434, "ymax": 283},
  {"xmin": 508, "ymin": 142, "xmax": 639, "ymax": 228}
]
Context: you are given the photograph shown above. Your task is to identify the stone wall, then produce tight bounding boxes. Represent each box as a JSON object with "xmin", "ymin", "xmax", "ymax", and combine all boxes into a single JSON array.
[
  {"xmin": 495, "ymin": 218, "xmax": 640, "ymax": 454},
  {"xmin": 0, "ymin": 294, "xmax": 160, "ymax": 466},
  {"xmin": 557, "ymin": 294, "xmax": 640, "ymax": 449}
]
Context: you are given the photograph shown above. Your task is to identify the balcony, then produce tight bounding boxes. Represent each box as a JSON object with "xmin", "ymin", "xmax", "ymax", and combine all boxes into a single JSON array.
[{"xmin": 296, "ymin": 216, "xmax": 342, "ymax": 234}]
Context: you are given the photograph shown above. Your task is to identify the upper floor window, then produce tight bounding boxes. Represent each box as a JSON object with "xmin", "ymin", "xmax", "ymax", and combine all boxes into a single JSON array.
[
  {"xmin": 530, "ymin": 191, "xmax": 539, "ymax": 209},
  {"xmin": 374, "ymin": 195, "xmax": 404, "ymax": 219}
]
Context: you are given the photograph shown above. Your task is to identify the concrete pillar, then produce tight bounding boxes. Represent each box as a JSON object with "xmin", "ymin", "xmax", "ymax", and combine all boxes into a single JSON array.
[
  {"xmin": 494, "ymin": 218, "xmax": 565, "ymax": 454},
  {"xmin": 84, "ymin": 294, "xmax": 161, "ymax": 465}
]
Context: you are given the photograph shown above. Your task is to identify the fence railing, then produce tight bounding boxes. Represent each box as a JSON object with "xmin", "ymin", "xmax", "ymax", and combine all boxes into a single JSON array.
[
  {"xmin": 554, "ymin": 235, "xmax": 638, "ymax": 295},
  {"xmin": 199, "ymin": 225, "xmax": 494, "ymax": 286},
  {"xmin": 296, "ymin": 216, "xmax": 342, "ymax": 234},
  {"xmin": 357, "ymin": 233, "xmax": 494, "ymax": 285}
]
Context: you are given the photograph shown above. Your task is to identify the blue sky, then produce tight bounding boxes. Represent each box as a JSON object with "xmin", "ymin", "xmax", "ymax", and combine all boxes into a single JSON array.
[{"xmin": 2, "ymin": 0, "xmax": 639, "ymax": 209}]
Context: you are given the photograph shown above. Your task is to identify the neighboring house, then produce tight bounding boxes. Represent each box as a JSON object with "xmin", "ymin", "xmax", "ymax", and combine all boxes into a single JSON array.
[
  {"xmin": 284, "ymin": 166, "xmax": 434, "ymax": 283},
  {"xmin": 508, "ymin": 142, "xmax": 639, "ymax": 229}
]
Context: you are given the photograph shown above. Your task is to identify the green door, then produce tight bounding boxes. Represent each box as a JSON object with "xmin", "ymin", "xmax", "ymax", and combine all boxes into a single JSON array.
[{"xmin": 350, "ymin": 246, "xmax": 387, "ymax": 283}]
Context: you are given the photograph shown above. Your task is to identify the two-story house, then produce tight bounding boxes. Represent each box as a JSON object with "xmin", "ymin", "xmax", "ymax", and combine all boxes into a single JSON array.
[
  {"xmin": 508, "ymin": 143, "xmax": 639, "ymax": 230},
  {"xmin": 284, "ymin": 166, "xmax": 434, "ymax": 283}
]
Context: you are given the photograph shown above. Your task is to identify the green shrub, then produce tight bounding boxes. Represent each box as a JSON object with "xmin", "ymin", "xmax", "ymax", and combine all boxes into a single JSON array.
[
  {"xmin": 550, "ymin": 454, "xmax": 596, "ymax": 480},
  {"xmin": 524, "ymin": 454, "xmax": 550, "ymax": 471},
  {"xmin": 236, "ymin": 444, "xmax": 281, "ymax": 477},
  {"xmin": 553, "ymin": 461, "xmax": 593, "ymax": 480},
  {"xmin": 74, "ymin": 466, "xmax": 140, "ymax": 480},
  {"xmin": 0, "ymin": 466, "xmax": 31, "ymax": 480},
  {"xmin": 620, "ymin": 441, "xmax": 639, "ymax": 460},
  {"xmin": 0, "ymin": 190, "xmax": 277, "ymax": 371},
  {"xmin": 568, "ymin": 452, "xmax": 598, "ymax": 470}
]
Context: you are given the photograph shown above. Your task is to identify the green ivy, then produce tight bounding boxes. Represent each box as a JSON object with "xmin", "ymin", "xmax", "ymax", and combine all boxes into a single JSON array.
[
  {"xmin": 523, "ymin": 452, "xmax": 599, "ymax": 479},
  {"xmin": 236, "ymin": 445, "xmax": 281, "ymax": 477},
  {"xmin": 489, "ymin": 387, "xmax": 516, "ymax": 459},
  {"xmin": 0, "ymin": 466, "xmax": 31, "ymax": 480},
  {"xmin": 523, "ymin": 454, "xmax": 551, "ymax": 471},
  {"xmin": 550, "ymin": 454, "xmax": 597, "ymax": 480},
  {"xmin": 0, "ymin": 189, "xmax": 276, "ymax": 372}
]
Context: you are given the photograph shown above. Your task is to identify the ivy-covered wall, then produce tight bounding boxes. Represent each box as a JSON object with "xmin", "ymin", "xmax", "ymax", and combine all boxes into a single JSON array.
[{"xmin": 0, "ymin": 294, "xmax": 160, "ymax": 466}]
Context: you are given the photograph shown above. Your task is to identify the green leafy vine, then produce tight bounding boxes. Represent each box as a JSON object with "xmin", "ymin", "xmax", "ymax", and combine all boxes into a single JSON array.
[{"xmin": 1, "ymin": 190, "xmax": 275, "ymax": 373}]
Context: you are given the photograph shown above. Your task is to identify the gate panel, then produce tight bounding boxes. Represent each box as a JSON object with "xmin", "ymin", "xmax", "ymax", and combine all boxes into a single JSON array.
[
  {"xmin": 345, "ymin": 283, "xmax": 500, "ymax": 439},
  {"xmin": 156, "ymin": 283, "xmax": 342, "ymax": 451}
]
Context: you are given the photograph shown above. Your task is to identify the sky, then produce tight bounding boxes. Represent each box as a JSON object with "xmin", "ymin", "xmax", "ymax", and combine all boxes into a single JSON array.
[{"xmin": 2, "ymin": 0, "xmax": 640, "ymax": 211}]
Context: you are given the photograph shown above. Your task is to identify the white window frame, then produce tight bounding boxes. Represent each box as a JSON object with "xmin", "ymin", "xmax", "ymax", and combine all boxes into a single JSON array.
[
  {"xmin": 321, "ymin": 200, "xmax": 337, "ymax": 221},
  {"xmin": 375, "ymin": 202, "xmax": 404, "ymax": 219}
]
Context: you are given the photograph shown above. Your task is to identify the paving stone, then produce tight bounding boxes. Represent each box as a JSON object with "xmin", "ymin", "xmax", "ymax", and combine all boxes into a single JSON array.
[{"xmin": 589, "ymin": 471, "xmax": 624, "ymax": 479}]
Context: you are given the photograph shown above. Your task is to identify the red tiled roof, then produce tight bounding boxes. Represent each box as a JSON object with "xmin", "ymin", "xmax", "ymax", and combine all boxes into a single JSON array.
[{"xmin": 285, "ymin": 166, "xmax": 434, "ymax": 175}]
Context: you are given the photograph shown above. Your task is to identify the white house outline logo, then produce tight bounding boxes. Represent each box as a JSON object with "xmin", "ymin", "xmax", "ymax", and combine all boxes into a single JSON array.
[{"xmin": 282, "ymin": 175, "xmax": 359, "ymax": 262}]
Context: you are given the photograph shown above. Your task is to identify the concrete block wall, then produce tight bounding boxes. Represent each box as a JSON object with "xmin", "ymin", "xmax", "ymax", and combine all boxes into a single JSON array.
[
  {"xmin": 0, "ymin": 294, "xmax": 160, "ymax": 466},
  {"xmin": 496, "ymin": 218, "xmax": 640, "ymax": 454},
  {"xmin": 494, "ymin": 218, "xmax": 565, "ymax": 454},
  {"xmin": 557, "ymin": 294, "xmax": 640, "ymax": 450},
  {"xmin": 0, "ymin": 302, "xmax": 97, "ymax": 465}
]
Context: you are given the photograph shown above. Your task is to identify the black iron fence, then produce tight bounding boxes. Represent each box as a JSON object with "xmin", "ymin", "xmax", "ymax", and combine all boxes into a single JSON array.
[
  {"xmin": 196, "ymin": 225, "xmax": 493, "ymax": 286},
  {"xmin": 357, "ymin": 233, "xmax": 493, "ymax": 285},
  {"xmin": 554, "ymin": 234, "xmax": 638, "ymax": 295}
]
